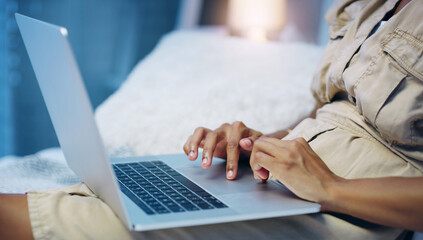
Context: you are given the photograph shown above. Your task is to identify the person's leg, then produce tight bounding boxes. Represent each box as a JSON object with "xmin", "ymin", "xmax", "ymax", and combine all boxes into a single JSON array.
[{"xmin": 0, "ymin": 194, "xmax": 33, "ymax": 240}]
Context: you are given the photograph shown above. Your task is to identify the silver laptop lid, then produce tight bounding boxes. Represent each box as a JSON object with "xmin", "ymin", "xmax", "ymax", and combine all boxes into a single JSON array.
[{"xmin": 15, "ymin": 13, "xmax": 131, "ymax": 228}]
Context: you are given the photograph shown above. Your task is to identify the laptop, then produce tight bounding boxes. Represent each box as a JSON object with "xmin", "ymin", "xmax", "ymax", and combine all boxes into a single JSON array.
[{"xmin": 15, "ymin": 13, "xmax": 320, "ymax": 231}]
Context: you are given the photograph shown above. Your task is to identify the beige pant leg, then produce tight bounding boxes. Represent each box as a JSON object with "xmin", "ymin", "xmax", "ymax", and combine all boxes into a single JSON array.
[
  {"xmin": 27, "ymin": 184, "xmax": 132, "ymax": 240},
  {"xmin": 27, "ymin": 184, "xmax": 402, "ymax": 240}
]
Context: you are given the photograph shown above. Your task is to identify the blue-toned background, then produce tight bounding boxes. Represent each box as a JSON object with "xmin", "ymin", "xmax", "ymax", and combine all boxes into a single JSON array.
[{"xmin": 0, "ymin": 0, "xmax": 332, "ymax": 158}]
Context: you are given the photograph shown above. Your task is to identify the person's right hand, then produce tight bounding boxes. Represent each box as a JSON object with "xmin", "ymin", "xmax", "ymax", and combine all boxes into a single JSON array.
[{"xmin": 183, "ymin": 121, "xmax": 263, "ymax": 180}]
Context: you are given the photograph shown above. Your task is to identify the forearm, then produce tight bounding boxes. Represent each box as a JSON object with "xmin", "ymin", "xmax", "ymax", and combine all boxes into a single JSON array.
[
  {"xmin": 0, "ymin": 194, "xmax": 33, "ymax": 240},
  {"xmin": 323, "ymin": 177, "xmax": 423, "ymax": 232},
  {"xmin": 265, "ymin": 103, "xmax": 321, "ymax": 139}
]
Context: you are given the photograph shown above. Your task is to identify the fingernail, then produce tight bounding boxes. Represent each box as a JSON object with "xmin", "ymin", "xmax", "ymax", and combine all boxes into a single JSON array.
[
  {"xmin": 189, "ymin": 151, "xmax": 195, "ymax": 159},
  {"xmin": 227, "ymin": 170, "xmax": 234, "ymax": 178},
  {"xmin": 202, "ymin": 158, "xmax": 208, "ymax": 165}
]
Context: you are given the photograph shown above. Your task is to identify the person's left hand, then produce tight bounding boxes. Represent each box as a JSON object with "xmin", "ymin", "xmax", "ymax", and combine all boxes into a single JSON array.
[{"xmin": 250, "ymin": 137, "xmax": 343, "ymax": 205}]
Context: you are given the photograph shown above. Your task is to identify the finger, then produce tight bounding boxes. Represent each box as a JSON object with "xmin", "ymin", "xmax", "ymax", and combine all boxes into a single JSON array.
[
  {"xmin": 255, "ymin": 137, "xmax": 301, "ymax": 160},
  {"xmin": 211, "ymin": 123, "xmax": 231, "ymax": 159},
  {"xmin": 201, "ymin": 131, "xmax": 223, "ymax": 169},
  {"xmin": 183, "ymin": 135, "xmax": 193, "ymax": 155},
  {"xmin": 264, "ymin": 137, "xmax": 309, "ymax": 154},
  {"xmin": 252, "ymin": 137, "xmax": 280, "ymax": 157},
  {"xmin": 250, "ymin": 151, "xmax": 271, "ymax": 181},
  {"xmin": 239, "ymin": 130, "xmax": 262, "ymax": 152},
  {"xmin": 213, "ymin": 141, "xmax": 227, "ymax": 158},
  {"xmin": 226, "ymin": 122, "xmax": 248, "ymax": 180},
  {"xmin": 256, "ymin": 136, "xmax": 286, "ymax": 148},
  {"xmin": 252, "ymin": 138, "xmax": 295, "ymax": 169},
  {"xmin": 189, "ymin": 127, "xmax": 210, "ymax": 161},
  {"xmin": 239, "ymin": 138, "xmax": 253, "ymax": 151},
  {"xmin": 256, "ymin": 168, "xmax": 270, "ymax": 182}
]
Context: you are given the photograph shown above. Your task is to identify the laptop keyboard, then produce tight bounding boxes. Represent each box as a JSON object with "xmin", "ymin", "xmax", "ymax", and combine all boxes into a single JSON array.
[{"xmin": 113, "ymin": 161, "xmax": 228, "ymax": 215}]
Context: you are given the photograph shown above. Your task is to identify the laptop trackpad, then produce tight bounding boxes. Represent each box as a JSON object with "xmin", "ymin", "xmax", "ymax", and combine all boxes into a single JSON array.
[{"xmin": 175, "ymin": 161, "xmax": 289, "ymax": 195}]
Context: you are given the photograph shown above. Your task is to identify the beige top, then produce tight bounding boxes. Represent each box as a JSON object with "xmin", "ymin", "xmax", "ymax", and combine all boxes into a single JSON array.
[{"xmin": 311, "ymin": 0, "xmax": 423, "ymax": 164}]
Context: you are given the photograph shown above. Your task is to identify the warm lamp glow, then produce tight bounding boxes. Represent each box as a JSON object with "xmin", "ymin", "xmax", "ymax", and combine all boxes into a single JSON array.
[{"xmin": 228, "ymin": 0, "xmax": 286, "ymax": 41}]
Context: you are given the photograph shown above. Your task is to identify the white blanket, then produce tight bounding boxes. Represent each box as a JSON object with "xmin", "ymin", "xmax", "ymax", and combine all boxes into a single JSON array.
[
  {"xmin": 95, "ymin": 30, "xmax": 324, "ymax": 157},
  {"xmin": 0, "ymin": 30, "xmax": 324, "ymax": 193}
]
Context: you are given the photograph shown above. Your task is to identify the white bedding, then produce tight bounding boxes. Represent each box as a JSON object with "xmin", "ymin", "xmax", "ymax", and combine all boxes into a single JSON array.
[
  {"xmin": 95, "ymin": 30, "xmax": 323, "ymax": 157},
  {"xmin": 0, "ymin": 30, "xmax": 324, "ymax": 193}
]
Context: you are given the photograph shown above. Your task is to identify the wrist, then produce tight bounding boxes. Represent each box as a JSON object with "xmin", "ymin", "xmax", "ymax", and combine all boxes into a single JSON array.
[{"xmin": 319, "ymin": 176, "xmax": 348, "ymax": 212}]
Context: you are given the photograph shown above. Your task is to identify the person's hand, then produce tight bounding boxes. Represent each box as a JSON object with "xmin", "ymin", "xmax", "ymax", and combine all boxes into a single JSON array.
[
  {"xmin": 183, "ymin": 121, "xmax": 262, "ymax": 180},
  {"xmin": 250, "ymin": 137, "xmax": 343, "ymax": 204}
]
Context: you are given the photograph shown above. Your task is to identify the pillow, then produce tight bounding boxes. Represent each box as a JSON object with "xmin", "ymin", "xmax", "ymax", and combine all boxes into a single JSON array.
[{"xmin": 95, "ymin": 30, "xmax": 324, "ymax": 157}]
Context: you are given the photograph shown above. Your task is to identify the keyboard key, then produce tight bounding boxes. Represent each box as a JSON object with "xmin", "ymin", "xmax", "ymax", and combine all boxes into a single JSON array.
[
  {"xmin": 168, "ymin": 205, "xmax": 185, "ymax": 213},
  {"xmin": 155, "ymin": 182, "xmax": 167, "ymax": 188},
  {"xmin": 191, "ymin": 199, "xmax": 207, "ymax": 206},
  {"xmin": 160, "ymin": 197, "xmax": 173, "ymax": 203},
  {"xmin": 150, "ymin": 169, "xmax": 163, "ymax": 174},
  {"xmin": 149, "ymin": 179, "xmax": 163, "ymax": 184},
  {"xmin": 150, "ymin": 191, "xmax": 163, "ymax": 197},
  {"xmin": 133, "ymin": 189, "xmax": 147, "ymax": 195},
  {"xmin": 197, "ymin": 203, "xmax": 214, "ymax": 210},
  {"xmin": 139, "ymin": 193, "xmax": 151, "ymax": 199},
  {"xmin": 147, "ymin": 200, "xmax": 161, "ymax": 207},
  {"xmin": 196, "ymin": 191, "xmax": 212, "ymax": 197},
  {"xmin": 211, "ymin": 202, "xmax": 228, "ymax": 209},
  {"xmin": 121, "ymin": 179, "xmax": 132, "ymax": 184},
  {"xmin": 156, "ymin": 208, "xmax": 171, "ymax": 214},
  {"xmin": 157, "ymin": 186, "xmax": 172, "ymax": 192},
  {"xmin": 163, "ymin": 188, "xmax": 176, "ymax": 194},
  {"xmin": 140, "ymin": 162, "xmax": 155, "ymax": 168},
  {"xmin": 173, "ymin": 195, "xmax": 185, "ymax": 202},
  {"xmin": 126, "ymin": 183, "xmax": 139, "ymax": 188},
  {"xmin": 143, "ymin": 197, "xmax": 157, "ymax": 203},
  {"xmin": 184, "ymin": 192, "xmax": 196, "ymax": 199},
  {"xmin": 166, "ymin": 169, "xmax": 180, "ymax": 176},
  {"xmin": 158, "ymin": 164, "xmax": 171, "ymax": 169},
  {"xmin": 175, "ymin": 198, "xmax": 189, "ymax": 204},
  {"xmin": 116, "ymin": 164, "xmax": 131, "ymax": 170},
  {"xmin": 134, "ymin": 168, "xmax": 149, "ymax": 174},
  {"xmin": 144, "ymin": 186, "xmax": 157, "ymax": 192},
  {"xmin": 181, "ymin": 203, "xmax": 199, "ymax": 211},
  {"xmin": 144, "ymin": 174, "xmax": 155, "ymax": 178},
  {"xmin": 168, "ymin": 192, "xmax": 181, "ymax": 199},
  {"xmin": 151, "ymin": 161, "xmax": 166, "ymax": 166}
]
